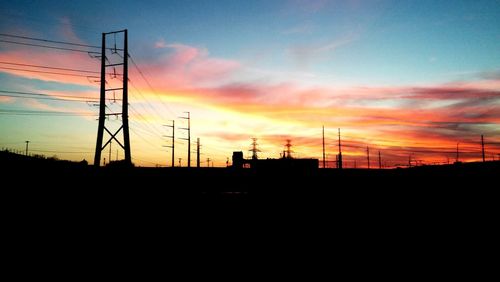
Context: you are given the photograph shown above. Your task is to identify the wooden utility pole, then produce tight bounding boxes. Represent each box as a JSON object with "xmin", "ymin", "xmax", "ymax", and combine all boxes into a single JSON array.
[
  {"xmin": 322, "ymin": 126, "xmax": 326, "ymax": 168},
  {"xmin": 163, "ymin": 120, "xmax": 175, "ymax": 167},
  {"xmin": 378, "ymin": 150, "xmax": 382, "ymax": 169},
  {"xmin": 366, "ymin": 146, "xmax": 370, "ymax": 169},
  {"xmin": 179, "ymin": 112, "xmax": 191, "ymax": 168},
  {"xmin": 196, "ymin": 138, "xmax": 200, "ymax": 168},
  {"xmin": 481, "ymin": 135, "xmax": 485, "ymax": 162}
]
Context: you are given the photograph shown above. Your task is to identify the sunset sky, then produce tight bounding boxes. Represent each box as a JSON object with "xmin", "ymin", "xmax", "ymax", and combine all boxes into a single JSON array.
[{"xmin": 1, "ymin": 0, "xmax": 499, "ymax": 167}]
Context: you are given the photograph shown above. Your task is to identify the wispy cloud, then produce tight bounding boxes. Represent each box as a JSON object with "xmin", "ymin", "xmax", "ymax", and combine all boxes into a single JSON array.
[
  {"xmin": 0, "ymin": 96, "xmax": 15, "ymax": 103},
  {"xmin": 282, "ymin": 22, "xmax": 314, "ymax": 35},
  {"xmin": 154, "ymin": 38, "xmax": 168, "ymax": 49},
  {"xmin": 286, "ymin": 0, "xmax": 330, "ymax": 14},
  {"xmin": 286, "ymin": 35, "xmax": 357, "ymax": 68},
  {"xmin": 479, "ymin": 69, "xmax": 500, "ymax": 80}
]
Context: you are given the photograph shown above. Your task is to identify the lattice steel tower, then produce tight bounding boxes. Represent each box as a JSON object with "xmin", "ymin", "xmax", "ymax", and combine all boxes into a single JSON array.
[{"xmin": 94, "ymin": 30, "xmax": 131, "ymax": 166}]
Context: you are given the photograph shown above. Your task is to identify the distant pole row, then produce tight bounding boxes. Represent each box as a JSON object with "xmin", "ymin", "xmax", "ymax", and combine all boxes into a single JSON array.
[
  {"xmin": 323, "ymin": 126, "xmax": 493, "ymax": 169},
  {"xmin": 164, "ymin": 112, "xmax": 208, "ymax": 168}
]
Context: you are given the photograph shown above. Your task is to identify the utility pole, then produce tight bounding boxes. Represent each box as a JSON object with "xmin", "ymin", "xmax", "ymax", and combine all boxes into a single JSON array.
[
  {"xmin": 94, "ymin": 29, "xmax": 131, "ymax": 167},
  {"xmin": 338, "ymin": 128, "xmax": 342, "ymax": 169},
  {"xmin": 25, "ymin": 140, "xmax": 29, "ymax": 156},
  {"xmin": 366, "ymin": 146, "xmax": 370, "ymax": 169},
  {"xmin": 322, "ymin": 126, "xmax": 326, "ymax": 168},
  {"xmin": 179, "ymin": 112, "xmax": 191, "ymax": 168},
  {"xmin": 481, "ymin": 135, "xmax": 485, "ymax": 162},
  {"xmin": 108, "ymin": 141, "xmax": 112, "ymax": 164},
  {"xmin": 163, "ymin": 120, "xmax": 175, "ymax": 167},
  {"xmin": 378, "ymin": 150, "xmax": 382, "ymax": 169},
  {"xmin": 206, "ymin": 158, "xmax": 211, "ymax": 168},
  {"xmin": 196, "ymin": 138, "xmax": 200, "ymax": 168}
]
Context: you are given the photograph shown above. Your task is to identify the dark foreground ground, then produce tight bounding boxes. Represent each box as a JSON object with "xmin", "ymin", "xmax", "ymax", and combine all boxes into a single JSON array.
[
  {"xmin": 2, "ymin": 150, "xmax": 497, "ymax": 210},
  {"xmin": 1, "ymin": 150, "xmax": 497, "ymax": 273}
]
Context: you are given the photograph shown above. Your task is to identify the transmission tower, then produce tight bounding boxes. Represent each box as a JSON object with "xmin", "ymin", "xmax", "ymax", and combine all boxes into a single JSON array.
[
  {"xmin": 94, "ymin": 29, "xmax": 131, "ymax": 167},
  {"xmin": 249, "ymin": 138, "xmax": 260, "ymax": 160},
  {"xmin": 285, "ymin": 139, "xmax": 293, "ymax": 159}
]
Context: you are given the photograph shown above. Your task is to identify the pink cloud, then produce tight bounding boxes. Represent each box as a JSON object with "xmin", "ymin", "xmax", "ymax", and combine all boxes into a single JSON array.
[
  {"xmin": 0, "ymin": 49, "xmax": 100, "ymax": 86},
  {"xmin": 0, "ymin": 19, "xmax": 101, "ymax": 86},
  {"xmin": 137, "ymin": 42, "xmax": 241, "ymax": 89}
]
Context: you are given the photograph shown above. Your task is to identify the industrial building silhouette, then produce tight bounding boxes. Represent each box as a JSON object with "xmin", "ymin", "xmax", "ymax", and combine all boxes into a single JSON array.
[{"xmin": 232, "ymin": 151, "xmax": 318, "ymax": 171}]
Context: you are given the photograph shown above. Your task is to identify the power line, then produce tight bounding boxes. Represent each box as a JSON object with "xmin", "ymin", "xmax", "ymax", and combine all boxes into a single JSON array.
[
  {"xmin": 0, "ymin": 109, "xmax": 95, "ymax": 116},
  {"xmin": 129, "ymin": 121, "xmax": 163, "ymax": 139},
  {"xmin": 0, "ymin": 61, "xmax": 122, "ymax": 76},
  {"xmin": 30, "ymin": 149, "xmax": 92, "ymax": 154},
  {"xmin": 128, "ymin": 54, "xmax": 177, "ymax": 117},
  {"xmin": 0, "ymin": 32, "xmax": 123, "ymax": 51},
  {"xmin": 0, "ymin": 93, "xmax": 98, "ymax": 103},
  {"xmin": 0, "ymin": 61, "xmax": 105, "ymax": 74},
  {"xmin": 129, "ymin": 127, "xmax": 162, "ymax": 150},
  {"xmin": 0, "ymin": 66, "xmax": 99, "ymax": 78},
  {"xmin": 128, "ymin": 79, "xmax": 167, "ymax": 122},
  {"xmin": 0, "ymin": 32, "xmax": 102, "ymax": 49},
  {"xmin": 128, "ymin": 103, "xmax": 166, "ymax": 136},
  {"xmin": 0, "ymin": 39, "xmax": 95, "ymax": 53},
  {"xmin": 0, "ymin": 90, "xmax": 120, "ymax": 101}
]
